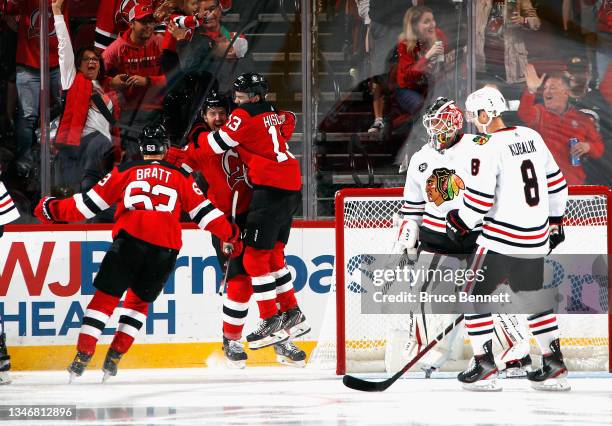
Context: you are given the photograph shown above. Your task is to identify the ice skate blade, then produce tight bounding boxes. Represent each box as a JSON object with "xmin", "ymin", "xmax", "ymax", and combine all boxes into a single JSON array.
[
  {"xmin": 226, "ymin": 359, "xmax": 246, "ymax": 369},
  {"xmin": 249, "ymin": 330, "xmax": 289, "ymax": 350},
  {"xmin": 68, "ymin": 371, "xmax": 79, "ymax": 384},
  {"xmin": 276, "ymin": 355, "xmax": 306, "ymax": 368},
  {"xmin": 530, "ymin": 377, "xmax": 571, "ymax": 392},
  {"xmin": 502, "ymin": 366, "xmax": 530, "ymax": 379},
  {"xmin": 0, "ymin": 371, "xmax": 11, "ymax": 385},
  {"xmin": 286, "ymin": 323, "xmax": 311, "ymax": 339},
  {"xmin": 101, "ymin": 371, "xmax": 114, "ymax": 383},
  {"xmin": 461, "ymin": 379, "xmax": 502, "ymax": 392}
]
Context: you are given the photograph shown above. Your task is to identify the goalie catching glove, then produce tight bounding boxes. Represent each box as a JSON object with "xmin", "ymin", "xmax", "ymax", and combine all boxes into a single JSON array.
[
  {"xmin": 34, "ymin": 196, "xmax": 66, "ymax": 224},
  {"xmin": 222, "ymin": 222, "xmax": 243, "ymax": 258},
  {"xmin": 548, "ymin": 216, "xmax": 565, "ymax": 250},
  {"xmin": 445, "ymin": 209, "xmax": 470, "ymax": 244},
  {"xmin": 392, "ymin": 213, "xmax": 418, "ymax": 260}
]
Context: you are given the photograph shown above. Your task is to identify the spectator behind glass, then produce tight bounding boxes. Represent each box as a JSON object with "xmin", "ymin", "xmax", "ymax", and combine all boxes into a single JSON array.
[
  {"xmin": 394, "ymin": 6, "xmax": 447, "ymax": 116},
  {"xmin": 518, "ymin": 64, "xmax": 604, "ymax": 185},
  {"xmin": 175, "ymin": 0, "xmax": 250, "ymax": 96},
  {"xmin": 94, "ymin": 1, "xmax": 164, "ymax": 53},
  {"xmin": 103, "ymin": 4, "xmax": 167, "ymax": 162},
  {"xmin": 7, "ymin": 0, "xmax": 67, "ymax": 177},
  {"xmin": 476, "ymin": 0, "xmax": 540, "ymax": 84},
  {"xmin": 366, "ymin": 0, "xmax": 412, "ymax": 133},
  {"xmin": 52, "ymin": 0, "xmax": 119, "ymax": 196},
  {"xmin": 155, "ymin": 0, "xmax": 203, "ymax": 71},
  {"xmin": 595, "ymin": 0, "xmax": 611, "ymax": 85}
]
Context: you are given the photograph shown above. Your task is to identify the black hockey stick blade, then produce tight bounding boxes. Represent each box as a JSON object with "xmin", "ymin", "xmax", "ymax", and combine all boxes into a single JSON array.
[{"xmin": 342, "ymin": 314, "xmax": 465, "ymax": 392}]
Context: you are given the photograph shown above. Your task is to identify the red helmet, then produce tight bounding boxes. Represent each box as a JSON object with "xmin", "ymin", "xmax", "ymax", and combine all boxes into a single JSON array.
[{"xmin": 422, "ymin": 97, "xmax": 464, "ymax": 151}]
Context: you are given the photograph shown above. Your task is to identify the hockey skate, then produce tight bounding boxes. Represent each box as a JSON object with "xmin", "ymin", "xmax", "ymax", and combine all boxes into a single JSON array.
[
  {"xmin": 67, "ymin": 351, "xmax": 92, "ymax": 383},
  {"xmin": 458, "ymin": 340, "xmax": 501, "ymax": 392},
  {"xmin": 495, "ymin": 340, "xmax": 532, "ymax": 378},
  {"xmin": 102, "ymin": 348, "xmax": 123, "ymax": 383},
  {"xmin": 274, "ymin": 341, "xmax": 306, "ymax": 367},
  {"xmin": 222, "ymin": 337, "xmax": 247, "ymax": 369},
  {"xmin": 0, "ymin": 333, "xmax": 11, "ymax": 385},
  {"xmin": 280, "ymin": 306, "xmax": 311, "ymax": 338},
  {"xmin": 527, "ymin": 339, "xmax": 570, "ymax": 391},
  {"xmin": 246, "ymin": 314, "xmax": 289, "ymax": 350}
]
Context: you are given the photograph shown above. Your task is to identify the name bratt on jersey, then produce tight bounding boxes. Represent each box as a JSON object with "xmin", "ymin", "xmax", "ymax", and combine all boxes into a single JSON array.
[
  {"xmin": 263, "ymin": 114, "xmax": 283, "ymax": 128},
  {"xmin": 136, "ymin": 167, "xmax": 172, "ymax": 184},
  {"xmin": 508, "ymin": 140, "xmax": 537, "ymax": 157}
]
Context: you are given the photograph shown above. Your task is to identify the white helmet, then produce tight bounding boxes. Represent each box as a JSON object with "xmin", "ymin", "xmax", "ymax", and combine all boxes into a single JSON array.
[{"xmin": 465, "ymin": 86, "xmax": 507, "ymax": 128}]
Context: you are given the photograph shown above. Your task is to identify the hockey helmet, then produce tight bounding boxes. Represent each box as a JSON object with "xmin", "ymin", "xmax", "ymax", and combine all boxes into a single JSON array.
[
  {"xmin": 204, "ymin": 90, "xmax": 228, "ymax": 112},
  {"xmin": 465, "ymin": 86, "xmax": 507, "ymax": 122},
  {"xmin": 422, "ymin": 97, "xmax": 464, "ymax": 151},
  {"xmin": 139, "ymin": 124, "xmax": 169, "ymax": 156},
  {"xmin": 232, "ymin": 72, "xmax": 268, "ymax": 100}
]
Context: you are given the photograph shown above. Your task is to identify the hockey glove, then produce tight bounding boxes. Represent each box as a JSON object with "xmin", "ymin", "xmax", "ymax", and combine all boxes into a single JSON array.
[
  {"xmin": 391, "ymin": 213, "xmax": 419, "ymax": 261},
  {"xmin": 165, "ymin": 146, "xmax": 187, "ymax": 167},
  {"xmin": 446, "ymin": 209, "xmax": 470, "ymax": 245},
  {"xmin": 548, "ymin": 217, "xmax": 565, "ymax": 251},
  {"xmin": 34, "ymin": 196, "xmax": 64, "ymax": 224},
  {"xmin": 278, "ymin": 111, "xmax": 296, "ymax": 139},
  {"xmin": 222, "ymin": 222, "xmax": 243, "ymax": 258}
]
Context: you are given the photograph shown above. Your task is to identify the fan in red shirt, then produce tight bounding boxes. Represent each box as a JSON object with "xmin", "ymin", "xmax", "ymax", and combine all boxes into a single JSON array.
[
  {"xmin": 194, "ymin": 73, "xmax": 310, "ymax": 350},
  {"xmin": 34, "ymin": 124, "xmax": 241, "ymax": 382}
]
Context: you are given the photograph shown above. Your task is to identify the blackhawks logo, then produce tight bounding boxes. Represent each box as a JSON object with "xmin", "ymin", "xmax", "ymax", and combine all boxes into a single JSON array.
[
  {"xmin": 426, "ymin": 168, "xmax": 465, "ymax": 206},
  {"xmin": 473, "ymin": 134, "xmax": 491, "ymax": 145}
]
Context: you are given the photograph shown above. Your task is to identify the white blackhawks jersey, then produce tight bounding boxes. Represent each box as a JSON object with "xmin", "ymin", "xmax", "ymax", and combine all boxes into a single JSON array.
[
  {"xmin": 401, "ymin": 133, "xmax": 482, "ymax": 252},
  {"xmin": 456, "ymin": 126, "xmax": 568, "ymax": 255},
  {"xmin": 0, "ymin": 181, "xmax": 19, "ymax": 225}
]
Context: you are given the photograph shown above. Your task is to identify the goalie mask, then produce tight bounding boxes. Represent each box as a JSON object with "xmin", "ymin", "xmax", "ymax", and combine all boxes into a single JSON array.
[
  {"xmin": 139, "ymin": 124, "xmax": 170, "ymax": 156},
  {"xmin": 422, "ymin": 97, "xmax": 464, "ymax": 151}
]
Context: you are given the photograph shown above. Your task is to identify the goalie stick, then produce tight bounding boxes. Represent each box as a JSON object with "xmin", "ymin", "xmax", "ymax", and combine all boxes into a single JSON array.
[{"xmin": 343, "ymin": 314, "xmax": 464, "ymax": 392}]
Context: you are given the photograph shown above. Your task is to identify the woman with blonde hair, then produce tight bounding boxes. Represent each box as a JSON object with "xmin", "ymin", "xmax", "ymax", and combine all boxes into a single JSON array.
[{"xmin": 395, "ymin": 5, "xmax": 448, "ymax": 115}]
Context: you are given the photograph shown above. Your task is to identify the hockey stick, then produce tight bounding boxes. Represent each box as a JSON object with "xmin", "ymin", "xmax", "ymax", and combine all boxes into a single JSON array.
[
  {"xmin": 218, "ymin": 191, "xmax": 239, "ymax": 296},
  {"xmin": 342, "ymin": 314, "xmax": 464, "ymax": 392}
]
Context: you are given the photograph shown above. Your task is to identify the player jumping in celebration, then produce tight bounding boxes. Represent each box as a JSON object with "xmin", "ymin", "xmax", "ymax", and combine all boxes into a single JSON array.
[
  {"xmin": 395, "ymin": 97, "xmax": 531, "ymax": 377},
  {"xmin": 0, "ymin": 178, "xmax": 20, "ymax": 385},
  {"xmin": 445, "ymin": 86, "xmax": 570, "ymax": 391},
  {"xmin": 193, "ymin": 73, "xmax": 310, "ymax": 350},
  {"xmin": 168, "ymin": 91, "xmax": 307, "ymax": 367},
  {"xmin": 34, "ymin": 125, "xmax": 242, "ymax": 382}
]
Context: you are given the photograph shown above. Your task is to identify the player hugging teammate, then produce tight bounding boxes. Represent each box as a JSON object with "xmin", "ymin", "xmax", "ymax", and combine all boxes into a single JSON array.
[{"xmin": 166, "ymin": 78, "xmax": 309, "ymax": 368}]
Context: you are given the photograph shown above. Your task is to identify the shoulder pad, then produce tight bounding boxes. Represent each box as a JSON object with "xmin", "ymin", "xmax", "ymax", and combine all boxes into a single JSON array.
[{"xmin": 239, "ymin": 101, "xmax": 276, "ymax": 117}]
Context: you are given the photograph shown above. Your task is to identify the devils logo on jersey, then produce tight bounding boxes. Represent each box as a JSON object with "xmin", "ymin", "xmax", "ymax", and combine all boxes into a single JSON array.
[
  {"xmin": 222, "ymin": 149, "xmax": 248, "ymax": 190},
  {"xmin": 28, "ymin": 8, "xmax": 57, "ymax": 39},
  {"xmin": 426, "ymin": 168, "xmax": 465, "ymax": 206}
]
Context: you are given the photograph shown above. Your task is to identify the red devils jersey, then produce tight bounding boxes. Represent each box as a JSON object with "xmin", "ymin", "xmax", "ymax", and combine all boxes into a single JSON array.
[
  {"xmin": 11, "ymin": 0, "xmax": 68, "ymax": 69},
  {"xmin": 202, "ymin": 102, "xmax": 301, "ymax": 191},
  {"xmin": 50, "ymin": 160, "xmax": 233, "ymax": 250},
  {"xmin": 185, "ymin": 122, "xmax": 252, "ymax": 216}
]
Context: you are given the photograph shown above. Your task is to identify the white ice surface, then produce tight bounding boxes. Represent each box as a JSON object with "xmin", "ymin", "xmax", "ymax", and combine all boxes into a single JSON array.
[{"xmin": 1, "ymin": 367, "xmax": 611, "ymax": 425}]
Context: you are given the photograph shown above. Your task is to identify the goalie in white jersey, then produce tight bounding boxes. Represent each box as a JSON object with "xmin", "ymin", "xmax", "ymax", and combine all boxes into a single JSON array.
[
  {"xmin": 0, "ymin": 179, "xmax": 20, "ymax": 385},
  {"xmin": 394, "ymin": 97, "xmax": 531, "ymax": 377},
  {"xmin": 445, "ymin": 86, "xmax": 570, "ymax": 391}
]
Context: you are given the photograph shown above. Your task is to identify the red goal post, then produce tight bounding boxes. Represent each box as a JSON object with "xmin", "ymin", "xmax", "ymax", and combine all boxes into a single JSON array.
[{"xmin": 332, "ymin": 185, "xmax": 611, "ymax": 375}]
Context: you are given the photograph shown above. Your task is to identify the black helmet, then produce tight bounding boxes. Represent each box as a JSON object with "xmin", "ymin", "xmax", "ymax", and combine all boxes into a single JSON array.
[
  {"xmin": 139, "ymin": 124, "xmax": 169, "ymax": 156},
  {"xmin": 232, "ymin": 72, "xmax": 268, "ymax": 100},
  {"xmin": 204, "ymin": 90, "xmax": 228, "ymax": 111}
]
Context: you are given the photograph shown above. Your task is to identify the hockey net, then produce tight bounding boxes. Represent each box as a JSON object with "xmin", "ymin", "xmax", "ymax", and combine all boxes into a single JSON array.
[{"xmin": 310, "ymin": 186, "xmax": 611, "ymax": 374}]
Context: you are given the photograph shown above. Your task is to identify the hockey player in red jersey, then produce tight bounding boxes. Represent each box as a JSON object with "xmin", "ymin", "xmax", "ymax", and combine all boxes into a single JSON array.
[
  {"xmin": 0, "ymin": 178, "xmax": 20, "ymax": 385},
  {"xmin": 445, "ymin": 86, "xmax": 570, "ymax": 391},
  {"xmin": 168, "ymin": 91, "xmax": 307, "ymax": 367},
  {"xmin": 194, "ymin": 73, "xmax": 310, "ymax": 350},
  {"xmin": 34, "ymin": 124, "xmax": 241, "ymax": 382}
]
